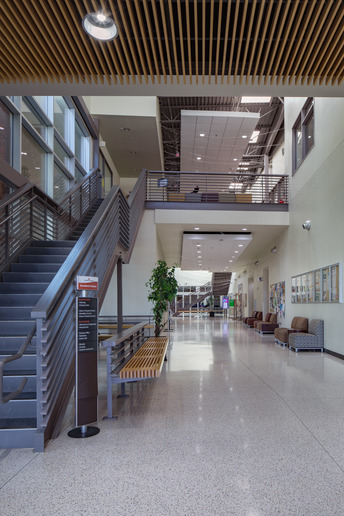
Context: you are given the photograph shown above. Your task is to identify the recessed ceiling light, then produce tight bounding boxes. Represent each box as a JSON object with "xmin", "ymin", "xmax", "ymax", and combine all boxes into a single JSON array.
[
  {"xmin": 0, "ymin": 126, "xmax": 4, "ymax": 130},
  {"xmin": 229, "ymin": 260, "xmax": 233, "ymax": 263},
  {"xmin": 197, "ymin": 244, "xmax": 201, "ymax": 247},
  {"xmin": 194, "ymin": 227, "xmax": 200, "ymax": 230},
  {"xmin": 235, "ymin": 251, "xmax": 239, "ymax": 253},
  {"xmin": 197, "ymin": 157, "xmax": 202, "ymax": 161},
  {"xmin": 238, "ymin": 244, "xmax": 243, "ymax": 247},
  {"xmin": 21, "ymin": 152, "xmax": 27, "ymax": 155},
  {"xmin": 83, "ymin": 12, "xmax": 119, "ymax": 41},
  {"xmin": 242, "ymin": 228, "xmax": 248, "ymax": 231},
  {"xmin": 242, "ymin": 135, "xmax": 247, "ymax": 139},
  {"xmin": 200, "ymin": 133, "xmax": 205, "ymax": 137},
  {"xmin": 35, "ymin": 167, "xmax": 40, "ymax": 170},
  {"xmin": 241, "ymin": 96, "xmax": 271, "ymax": 104},
  {"xmin": 197, "ymin": 251, "xmax": 201, "ymax": 253},
  {"xmin": 233, "ymin": 158, "xmax": 238, "ymax": 161}
]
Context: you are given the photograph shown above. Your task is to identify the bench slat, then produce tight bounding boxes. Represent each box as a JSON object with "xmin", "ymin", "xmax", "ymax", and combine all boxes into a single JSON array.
[{"xmin": 119, "ymin": 337, "xmax": 168, "ymax": 379}]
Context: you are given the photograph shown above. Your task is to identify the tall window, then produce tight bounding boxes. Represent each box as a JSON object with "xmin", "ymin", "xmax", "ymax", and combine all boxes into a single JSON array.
[
  {"xmin": 292, "ymin": 98, "xmax": 315, "ymax": 174},
  {"xmin": 0, "ymin": 100, "xmax": 12, "ymax": 164},
  {"xmin": 75, "ymin": 120, "xmax": 92, "ymax": 172},
  {"xmin": 54, "ymin": 96, "xmax": 69, "ymax": 141},
  {"xmin": 21, "ymin": 127, "xmax": 47, "ymax": 190}
]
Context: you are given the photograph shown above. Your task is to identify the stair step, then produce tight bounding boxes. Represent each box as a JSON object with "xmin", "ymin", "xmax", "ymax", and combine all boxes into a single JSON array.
[
  {"xmin": 3, "ymin": 376, "xmax": 36, "ymax": 394},
  {"xmin": 19, "ymin": 254, "xmax": 67, "ymax": 264},
  {"xmin": 0, "ymin": 399, "xmax": 36, "ymax": 418},
  {"xmin": 0, "ymin": 417, "xmax": 37, "ymax": 429},
  {"xmin": 0, "ymin": 353, "xmax": 36, "ymax": 371},
  {"xmin": 0, "ymin": 335, "xmax": 36, "ymax": 353},
  {"xmin": 11, "ymin": 263, "xmax": 62, "ymax": 273},
  {"xmin": 0, "ymin": 320, "xmax": 35, "ymax": 336},
  {"xmin": 32, "ymin": 240, "xmax": 75, "ymax": 248},
  {"xmin": 0, "ymin": 294, "xmax": 42, "ymax": 307},
  {"xmin": 2, "ymin": 272, "xmax": 56, "ymax": 282},
  {"xmin": 0, "ymin": 427, "xmax": 37, "ymax": 448},
  {"xmin": 25, "ymin": 247, "xmax": 73, "ymax": 256},
  {"xmin": 0, "ymin": 283, "xmax": 49, "ymax": 294},
  {"xmin": 0, "ymin": 306, "xmax": 35, "ymax": 319}
]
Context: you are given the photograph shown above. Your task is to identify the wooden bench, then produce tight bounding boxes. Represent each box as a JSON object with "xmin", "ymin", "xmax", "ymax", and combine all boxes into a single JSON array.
[
  {"xmin": 120, "ymin": 337, "xmax": 168, "ymax": 379},
  {"xmin": 102, "ymin": 323, "xmax": 168, "ymax": 419}
]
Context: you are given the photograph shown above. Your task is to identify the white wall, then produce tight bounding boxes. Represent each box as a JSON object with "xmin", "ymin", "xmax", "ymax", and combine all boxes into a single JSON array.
[
  {"xmin": 232, "ymin": 98, "xmax": 344, "ymax": 355},
  {"xmin": 100, "ymin": 210, "xmax": 158, "ymax": 317}
]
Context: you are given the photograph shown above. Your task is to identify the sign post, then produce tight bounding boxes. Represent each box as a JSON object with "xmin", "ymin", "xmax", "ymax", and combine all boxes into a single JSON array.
[{"xmin": 68, "ymin": 276, "xmax": 100, "ymax": 439}]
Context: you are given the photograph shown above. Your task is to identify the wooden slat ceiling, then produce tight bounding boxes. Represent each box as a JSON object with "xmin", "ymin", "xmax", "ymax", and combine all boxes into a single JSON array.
[{"xmin": 0, "ymin": 0, "xmax": 343, "ymax": 87}]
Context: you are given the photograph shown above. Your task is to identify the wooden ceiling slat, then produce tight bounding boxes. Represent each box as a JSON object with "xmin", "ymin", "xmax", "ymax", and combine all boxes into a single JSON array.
[
  {"xmin": 284, "ymin": 1, "xmax": 317, "ymax": 85},
  {"xmin": 142, "ymin": 0, "xmax": 161, "ymax": 83},
  {"xmin": 227, "ymin": 0, "xmax": 240, "ymax": 84},
  {"xmin": 116, "ymin": 0, "xmax": 142, "ymax": 84},
  {"xmin": 159, "ymin": 0, "xmax": 174, "ymax": 83},
  {"xmin": 315, "ymin": 21, "xmax": 344, "ymax": 85},
  {"xmin": 176, "ymin": 0, "xmax": 186, "ymax": 84},
  {"xmin": 245, "ymin": 0, "xmax": 265, "ymax": 84},
  {"xmin": 184, "ymin": 0, "xmax": 192, "ymax": 84},
  {"xmin": 257, "ymin": 0, "xmax": 283, "ymax": 85},
  {"xmin": 202, "ymin": 0, "xmax": 206, "ymax": 84},
  {"xmin": 301, "ymin": 1, "xmax": 340, "ymax": 85},
  {"xmin": 20, "ymin": 0, "xmax": 68, "ymax": 83},
  {"xmin": 234, "ymin": 0, "xmax": 248, "ymax": 84},
  {"xmin": 151, "ymin": 0, "xmax": 167, "ymax": 83},
  {"xmin": 220, "ymin": 1, "xmax": 232, "ymax": 83},
  {"xmin": 239, "ymin": 0, "xmax": 257, "ymax": 85},
  {"xmin": 194, "ymin": 0, "xmax": 199, "ymax": 83},
  {"xmin": 0, "ymin": 55, "xmax": 23, "ymax": 84},
  {"xmin": 33, "ymin": 0, "xmax": 75, "ymax": 83},
  {"xmin": 306, "ymin": 10, "xmax": 343, "ymax": 85},
  {"xmin": 99, "ymin": 0, "xmax": 130, "ymax": 84},
  {"xmin": 324, "ymin": 46, "xmax": 344, "ymax": 85},
  {"xmin": 251, "ymin": 0, "xmax": 274, "ymax": 84},
  {"xmin": 168, "ymin": 0, "xmax": 180, "ymax": 83},
  {"xmin": 1, "ymin": 24, "xmax": 44, "ymax": 83},
  {"xmin": 49, "ymin": 0, "xmax": 90, "ymax": 84},
  {"xmin": 214, "ymin": 0, "xmax": 223, "ymax": 84},
  {"xmin": 125, "ymin": 0, "xmax": 149, "ymax": 84},
  {"xmin": 57, "ymin": 0, "xmax": 102, "ymax": 84},
  {"xmin": 293, "ymin": 1, "xmax": 326, "ymax": 85},
  {"xmin": 278, "ymin": 0, "xmax": 308, "ymax": 85},
  {"xmin": 84, "ymin": 0, "xmax": 118, "ymax": 85},
  {"xmin": 2, "ymin": 1, "xmax": 58, "ymax": 83},
  {"xmin": 208, "ymin": 0, "xmax": 215, "ymax": 84},
  {"xmin": 264, "ymin": 0, "xmax": 292, "ymax": 85}
]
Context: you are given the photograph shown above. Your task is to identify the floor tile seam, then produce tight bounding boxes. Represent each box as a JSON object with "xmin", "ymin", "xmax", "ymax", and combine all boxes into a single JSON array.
[
  {"xmin": 0, "ymin": 453, "xmax": 39, "ymax": 491},
  {"xmin": 232, "ymin": 352, "xmax": 344, "ymax": 474}
]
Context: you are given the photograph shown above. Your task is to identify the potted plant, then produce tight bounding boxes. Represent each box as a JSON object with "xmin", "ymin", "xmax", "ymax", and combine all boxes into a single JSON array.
[{"xmin": 146, "ymin": 260, "xmax": 178, "ymax": 336}]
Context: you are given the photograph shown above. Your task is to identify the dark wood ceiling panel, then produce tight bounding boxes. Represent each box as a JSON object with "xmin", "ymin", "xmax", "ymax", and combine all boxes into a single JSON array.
[{"xmin": 0, "ymin": 0, "xmax": 343, "ymax": 86}]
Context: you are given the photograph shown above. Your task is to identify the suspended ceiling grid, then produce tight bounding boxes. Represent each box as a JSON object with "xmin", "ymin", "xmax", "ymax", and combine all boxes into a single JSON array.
[
  {"xmin": 180, "ymin": 110, "xmax": 260, "ymax": 173},
  {"xmin": 0, "ymin": 0, "xmax": 343, "ymax": 88}
]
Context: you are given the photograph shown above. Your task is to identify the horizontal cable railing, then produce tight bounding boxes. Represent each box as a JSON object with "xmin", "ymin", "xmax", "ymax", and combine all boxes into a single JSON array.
[{"xmin": 146, "ymin": 170, "xmax": 289, "ymax": 206}]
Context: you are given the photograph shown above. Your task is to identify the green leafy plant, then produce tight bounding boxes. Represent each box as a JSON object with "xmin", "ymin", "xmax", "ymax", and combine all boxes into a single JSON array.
[{"xmin": 146, "ymin": 260, "xmax": 178, "ymax": 336}]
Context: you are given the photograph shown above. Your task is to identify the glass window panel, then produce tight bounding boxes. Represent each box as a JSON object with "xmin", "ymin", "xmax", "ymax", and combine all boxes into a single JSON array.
[
  {"xmin": 21, "ymin": 98, "xmax": 47, "ymax": 140},
  {"xmin": 33, "ymin": 96, "xmax": 48, "ymax": 113},
  {"xmin": 75, "ymin": 121, "xmax": 92, "ymax": 171},
  {"xmin": 104, "ymin": 161, "xmax": 112, "ymax": 195},
  {"xmin": 294, "ymin": 119, "xmax": 302, "ymax": 170},
  {"xmin": 21, "ymin": 127, "xmax": 46, "ymax": 190},
  {"xmin": 75, "ymin": 167, "xmax": 85, "ymax": 183},
  {"xmin": 305, "ymin": 113, "xmax": 314, "ymax": 155},
  {"xmin": 54, "ymin": 137, "xmax": 70, "ymax": 170},
  {"xmin": 53, "ymin": 162, "xmax": 70, "ymax": 201},
  {"xmin": 0, "ymin": 100, "xmax": 12, "ymax": 164},
  {"xmin": 54, "ymin": 96, "xmax": 69, "ymax": 140}
]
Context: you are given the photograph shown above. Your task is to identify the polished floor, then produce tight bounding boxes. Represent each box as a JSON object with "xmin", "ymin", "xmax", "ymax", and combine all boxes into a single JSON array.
[{"xmin": 2, "ymin": 316, "xmax": 344, "ymax": 515}]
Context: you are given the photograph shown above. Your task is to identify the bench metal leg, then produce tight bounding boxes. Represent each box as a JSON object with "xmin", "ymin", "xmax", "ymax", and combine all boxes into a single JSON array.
[{"xmin": 117, "ymin": 382, "xmax": 129, "ymax": 399}]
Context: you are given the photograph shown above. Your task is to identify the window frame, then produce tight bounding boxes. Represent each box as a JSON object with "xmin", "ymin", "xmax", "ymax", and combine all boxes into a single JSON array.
[{"xmin": 292, "ymin": 98, "xmax": 315, "ymax": 175}]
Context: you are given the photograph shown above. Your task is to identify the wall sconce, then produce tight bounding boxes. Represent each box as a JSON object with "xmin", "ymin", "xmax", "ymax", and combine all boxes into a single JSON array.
[
  {"xmin": 302, "ymin": 219, "xmax": 311, "ymax": 230},
  {"xmin": 271, "ymin": 246, "xmax": 277, "ymax": 254}
]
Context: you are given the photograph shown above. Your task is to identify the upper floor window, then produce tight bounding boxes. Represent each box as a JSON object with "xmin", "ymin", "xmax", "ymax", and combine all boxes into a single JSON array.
[
  {"xmin": 0, "ymin": 100, "xmax": 12, "ymax": 165},
  {"xmin": 292, "ymin": 98, "xmax": 314, "ymax": 174}
]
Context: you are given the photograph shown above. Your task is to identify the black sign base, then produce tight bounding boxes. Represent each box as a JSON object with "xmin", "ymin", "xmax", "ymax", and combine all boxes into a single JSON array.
[{"xmin": 68, "ymin": 425, "xmax": 100, "ymax": 439}]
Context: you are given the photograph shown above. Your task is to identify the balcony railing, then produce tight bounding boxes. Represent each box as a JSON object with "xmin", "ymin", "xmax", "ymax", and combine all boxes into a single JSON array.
[{"xmin": 146, "ymin": 171, "xmax": 288, "ymax": 208}]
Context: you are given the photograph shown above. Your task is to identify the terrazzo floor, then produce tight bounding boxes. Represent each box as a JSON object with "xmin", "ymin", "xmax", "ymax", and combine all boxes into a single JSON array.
[{"xmin": 2, "ymin": 316, "xmax": 344, "ymax": 515}]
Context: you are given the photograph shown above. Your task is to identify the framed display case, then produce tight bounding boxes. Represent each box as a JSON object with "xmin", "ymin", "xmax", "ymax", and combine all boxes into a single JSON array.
[{"xmin": 292, "ymin": 263, "xmax": 342, "ymax": 304}]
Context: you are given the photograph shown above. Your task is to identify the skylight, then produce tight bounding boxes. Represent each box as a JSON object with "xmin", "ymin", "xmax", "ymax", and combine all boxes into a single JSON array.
[{"xmin": 241, "ymin": 97, "xmax": 271, "ymax": 104}]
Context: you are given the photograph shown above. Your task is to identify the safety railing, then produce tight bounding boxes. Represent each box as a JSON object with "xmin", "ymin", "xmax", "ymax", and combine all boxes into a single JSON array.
[{"xmin": 146, "ymin": 170, "xmax": 288, "ymax": 207}]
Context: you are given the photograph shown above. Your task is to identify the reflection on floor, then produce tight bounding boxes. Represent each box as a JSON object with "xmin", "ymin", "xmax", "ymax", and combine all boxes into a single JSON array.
[{"xmin": 2, "ymin": 316, "xmax": 344, "ymax": 515}]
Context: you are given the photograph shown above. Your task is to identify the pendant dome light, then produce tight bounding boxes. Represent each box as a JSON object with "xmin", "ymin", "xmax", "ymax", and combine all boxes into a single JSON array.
[{"xmin": 82, "ymin": 12, "xmax": 118, "ymax": 41}]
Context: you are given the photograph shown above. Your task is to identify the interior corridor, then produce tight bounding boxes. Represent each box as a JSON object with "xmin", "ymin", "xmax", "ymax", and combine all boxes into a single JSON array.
[{"xmin": 1, "ymin": 316, "xmax": 344, "ymax": 515}]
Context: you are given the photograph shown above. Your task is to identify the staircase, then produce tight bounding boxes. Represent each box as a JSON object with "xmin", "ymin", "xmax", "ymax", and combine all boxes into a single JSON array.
[
  {"xmin": 0, "ymin": 240, "xmax": 76, "ymax": 447},
  {"xmin": 0, "ymin": 201, "xmax": 103, "ymax": 449}
]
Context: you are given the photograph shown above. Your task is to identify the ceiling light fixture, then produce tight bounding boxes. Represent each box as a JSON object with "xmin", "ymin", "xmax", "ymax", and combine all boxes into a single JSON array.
[
  {"xmin": 194, "ymin": 227, "xmax": 200, "ymax": 230},
  {"xmin": 271, "ymin": 246, "xmax": 277, "ymax": 254},
  {"xmin": 199, "ymin": 133, "xmax": 205, "ymax": 137},
  {"xmin": 83, "ymin": 12, "xmax": 118, "ymax": 41},
  {"xmin": 197, "ymin": 157, "xmax": 202, "ymax": 161}
]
